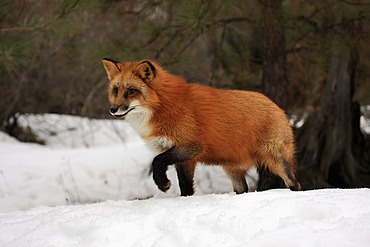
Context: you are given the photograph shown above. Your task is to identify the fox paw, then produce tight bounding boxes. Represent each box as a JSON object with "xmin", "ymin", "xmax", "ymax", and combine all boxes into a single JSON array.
[{"xmin": 157, "ymin": 179, "xmax": 171, "ymax": 192}]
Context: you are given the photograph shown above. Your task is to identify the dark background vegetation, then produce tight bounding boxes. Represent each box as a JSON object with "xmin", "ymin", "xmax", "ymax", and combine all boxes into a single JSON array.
[{"xmin": 1, "ymin": 0, "xmax": 369, "ymax": 189}]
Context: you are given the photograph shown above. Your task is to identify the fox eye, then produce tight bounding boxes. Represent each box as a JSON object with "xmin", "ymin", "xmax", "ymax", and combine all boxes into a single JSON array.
[
  {"xmin": 127, "ymin": 88, "xmax": 137, "ymax": 95},
  {"xmin": 113, "ymin": 87, "xmax": 118, "ymax": 96}
]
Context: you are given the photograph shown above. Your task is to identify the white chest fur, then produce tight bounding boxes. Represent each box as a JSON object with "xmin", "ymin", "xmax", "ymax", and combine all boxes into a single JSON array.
[
  {"xmin": 125, "ymin": 108, "xmax": 152, "ymax": 137},
  {"xmin": 124, "ymin": 106, "xmax": 173, "ymax": 154},
  {"xmin": 146, "ymin": 136, "xmax": 174, "ymax": 154}
]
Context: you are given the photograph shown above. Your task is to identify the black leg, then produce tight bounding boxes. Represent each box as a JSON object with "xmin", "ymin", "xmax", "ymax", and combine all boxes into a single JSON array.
[
  {"xmin": 152, "ymin": 151, "xmax": 172, "ymax": 192},
  {"xmin": 176, "ymin": 162, "xmax": 196, "ymax": 196},
  {"xmin": 282, "ymin": 159, "xmax": 302, "ymax": 191},
  {"xmin": 257, "ymin": 160, "xmax": 302, "ymax": 191},
  {"xmin": 152, "ymin": 145, "xmax": 200, "ymax": 193},
  {"xmin": 223, "ymin": 168, "xmax": 248, "ymax": 194},
  {"xmin": 257, "ymin": 166, "xmax": 285, "ymax": 191}
]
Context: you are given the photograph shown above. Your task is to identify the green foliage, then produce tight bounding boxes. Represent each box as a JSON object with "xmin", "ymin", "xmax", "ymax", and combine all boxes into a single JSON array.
[
  {"xmin": 0, "ymin": 36, "xmax": 31, "ymax": 75},
  {"xmin": 176, "ymin": 1, "xmax": 214, "ymax": 35},
  {"xmin": 0, "ymin": 0, "xmax": 370, "ymax": 126}
]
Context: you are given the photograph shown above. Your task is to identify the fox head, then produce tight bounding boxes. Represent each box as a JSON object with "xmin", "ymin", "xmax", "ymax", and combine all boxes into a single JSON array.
[
  {"xmin": 102, "ymin": 58, "xmax": 159, "ymax": 116},
  {"xmin": 102, "ymin": 58, "xmax": 189, "ymax": 137},
  {"xmin": 102, "ymin": 58, "xmax": 164, "ymax": 135}
]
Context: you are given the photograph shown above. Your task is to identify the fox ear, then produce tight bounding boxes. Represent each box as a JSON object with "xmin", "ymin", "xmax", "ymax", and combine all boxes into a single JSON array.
[
  {"xmin": 102, "ymin": 58, "xmax": 121, "ymax": 80},
  {"xmin": 133, "ymin": 60, "xmax": 156, "ymax": 84}
]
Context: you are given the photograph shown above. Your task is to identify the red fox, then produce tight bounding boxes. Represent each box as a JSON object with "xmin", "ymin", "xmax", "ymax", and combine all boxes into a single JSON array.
[{"xmin": 102, "ymin": 58, "xmax": 302, "ymax": 196}]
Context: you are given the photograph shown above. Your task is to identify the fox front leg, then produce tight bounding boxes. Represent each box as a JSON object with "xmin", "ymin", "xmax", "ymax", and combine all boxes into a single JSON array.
[
  {"xmin": 175, "ymin": 160, "xmax": 196, "ymax": 196},
  {"xmin": 152, "ymin": 144, "xmax": 201, "ymax": 193}
]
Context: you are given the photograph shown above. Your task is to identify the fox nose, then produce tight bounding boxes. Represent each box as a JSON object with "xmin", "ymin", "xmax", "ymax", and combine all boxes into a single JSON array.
[{"xmin": 110, "ymin": 107, "xmax": 118, "ymax": 114}]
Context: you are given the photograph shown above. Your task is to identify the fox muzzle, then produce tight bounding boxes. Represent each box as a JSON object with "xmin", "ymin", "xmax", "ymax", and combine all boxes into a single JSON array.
[{"xmin": 109, "ymin": 105, "xmax": 135, "ymax": 118}]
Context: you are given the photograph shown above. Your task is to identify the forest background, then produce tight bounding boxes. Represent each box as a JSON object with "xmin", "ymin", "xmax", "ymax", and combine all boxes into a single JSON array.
[{"xmin": 1, "ymin": 0, "xmax": 369, "ymax": 190}]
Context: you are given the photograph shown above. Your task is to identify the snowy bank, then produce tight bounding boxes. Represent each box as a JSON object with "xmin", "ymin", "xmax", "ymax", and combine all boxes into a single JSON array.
[
  {"xmin": 0, "ymin": 114, "xmax": 369, "ymax": 246},
  {"xmin": 1, "ymin": 189, "xmax": 369, "ymax": 246}
]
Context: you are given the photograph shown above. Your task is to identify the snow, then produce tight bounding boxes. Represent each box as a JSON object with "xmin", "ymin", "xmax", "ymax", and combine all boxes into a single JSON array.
[
  {"xmin": 1, "ymin": 189, "xmax": 369, "ymax": 246},
  {"xmin": 0, "ymin": 114, "xmax": 369, "ymax": 246},
  {"xmin": 361, "ymin": 105, "xmax": 370, "ymax": 134}
]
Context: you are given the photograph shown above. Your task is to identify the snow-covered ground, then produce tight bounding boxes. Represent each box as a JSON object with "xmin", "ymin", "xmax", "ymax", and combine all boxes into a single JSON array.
[
  {"xmin": 0, "ymin": 114, "xmax": 369, "ymax": 246},
  {"xmin": 1, "ymin": 189, "xmax": 369, "ymax": 246}
]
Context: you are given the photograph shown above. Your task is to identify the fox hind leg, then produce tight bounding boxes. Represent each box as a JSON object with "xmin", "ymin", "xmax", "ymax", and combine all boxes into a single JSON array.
[
  {"xmin": 223, "ymin": 167, "xmax": 248, "ymax": 194},
  {"xmin": 257, "ymin": 166, "xmax": 285, "ymax": 191},
  {"xmin": 260, "ymin": 157, "xmax": 302, "ymax": 191},
  {"xmin": 281, "ymin": 159, "xmax": 302, "ymax": 191}
]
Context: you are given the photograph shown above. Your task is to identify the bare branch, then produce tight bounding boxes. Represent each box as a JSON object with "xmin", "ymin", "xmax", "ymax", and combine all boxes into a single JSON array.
[
  {"xmin": 341, "ymin": 0, "xmax": 370, "ymax": 6},
  {"xmin": 216, "ymin": 17, "xmax": 255, "ymax": 25},
  {"xmin": 0, "ymin": 26, "xmax": 44, "ymax": 33}
]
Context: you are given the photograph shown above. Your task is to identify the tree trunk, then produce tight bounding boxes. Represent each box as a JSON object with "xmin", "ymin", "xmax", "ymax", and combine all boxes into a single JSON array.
[
  {"xmin": 259, "ymin": 0, "xmax": 287, "ymax": 109},
  {"xmin": 256, "ymin": 0, "xmax": 287, "ymax": 190},
  {"xmin": 296, "ymin": 41, "xmax": 367, "ymax": 189}
]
